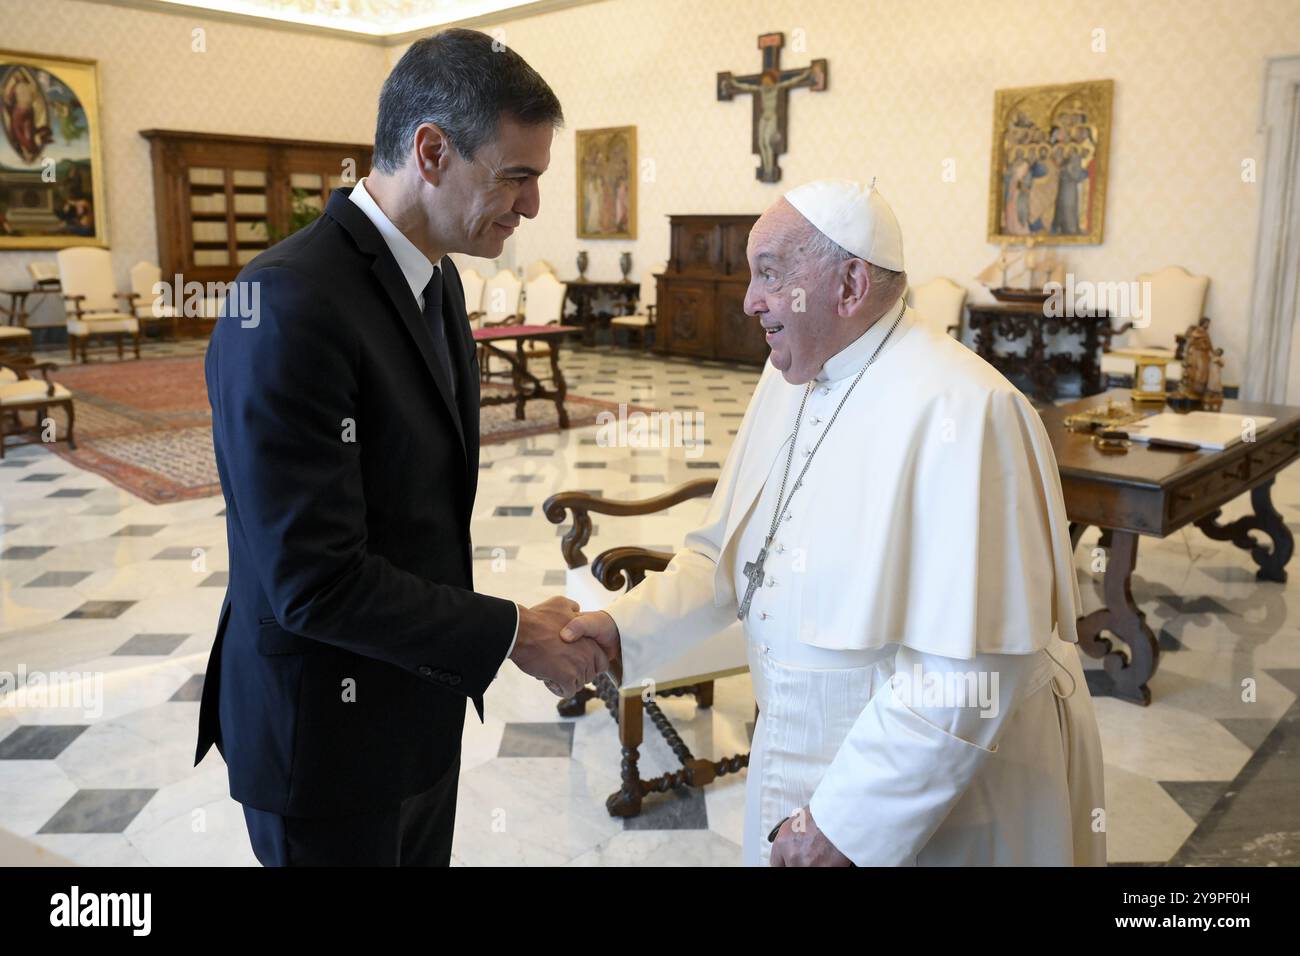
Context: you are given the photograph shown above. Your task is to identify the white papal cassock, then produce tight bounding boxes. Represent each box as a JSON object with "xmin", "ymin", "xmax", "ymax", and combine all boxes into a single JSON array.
[{"xmin": 605, "ymin": 300, "xmax": 1107, "ymax": 866}]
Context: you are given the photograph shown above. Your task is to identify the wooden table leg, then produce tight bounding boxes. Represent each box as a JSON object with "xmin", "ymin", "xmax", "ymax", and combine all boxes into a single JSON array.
[
  {"xmin": 1076, "ymin": 528, "xmax": 1157, "ymax": 705},
  {"xmin": 1195, "ymin": 478, "xmax": 1295, "ymax": 583},
  {"xmin": 549, "ymin": 340, "xmax": 569, "ymax": 429},
  {"xmin": 512, "ymin": 340, "xmax": 526, "ymax": 421},
  {"xmin": 606, "ymin": 693, "xmax": 644, "ymax": 817}
]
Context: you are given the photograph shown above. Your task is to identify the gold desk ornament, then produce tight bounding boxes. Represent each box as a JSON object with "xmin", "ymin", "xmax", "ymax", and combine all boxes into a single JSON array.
[
  {"xmin": 1064, "ymin": 396, "xmax": 1143, "ymax": 433},
  {"xmin": 1130, "ymin": 354, "xmax": 1172, "ymax": 404}
]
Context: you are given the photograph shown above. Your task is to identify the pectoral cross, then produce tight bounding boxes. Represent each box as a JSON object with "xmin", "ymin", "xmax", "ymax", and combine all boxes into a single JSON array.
[{"xmin": 738, "ymin": 542, "xmax": 769, "ymax": 621}]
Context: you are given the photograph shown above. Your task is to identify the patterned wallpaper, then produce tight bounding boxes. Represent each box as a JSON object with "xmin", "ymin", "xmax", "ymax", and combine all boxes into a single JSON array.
[
  {"xmin": 4, "ymin": 0, "xmax": 1298, "ymax": 384},
  {"xmin": 393, "ymin": 0, "xmax": 1300, "ymax": 384},
  {"xmin": 0, "ymin": 0, "xmax": 386, "ymax": 326}
]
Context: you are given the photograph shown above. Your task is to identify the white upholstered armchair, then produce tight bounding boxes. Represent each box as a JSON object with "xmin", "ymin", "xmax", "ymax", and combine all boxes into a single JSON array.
[
  {"xmin": 56, "ymin": 248, "xmax": 140, "ymax": 363},
  {"xmin": 1100, "ymin": 266, "xmax": 1210, "ymax": 387}
]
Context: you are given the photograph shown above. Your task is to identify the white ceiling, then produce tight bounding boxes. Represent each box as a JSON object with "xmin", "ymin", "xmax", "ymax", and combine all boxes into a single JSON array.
[{"xmin": 93, "ymin": 0, "xmax": 600, "ymax": 40}]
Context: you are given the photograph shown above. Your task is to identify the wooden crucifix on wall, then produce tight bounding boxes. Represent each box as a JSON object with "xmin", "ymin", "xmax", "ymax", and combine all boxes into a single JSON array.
[{"xmin": 716, "ymin": 32, "xmax": 828, "ymax": 184}]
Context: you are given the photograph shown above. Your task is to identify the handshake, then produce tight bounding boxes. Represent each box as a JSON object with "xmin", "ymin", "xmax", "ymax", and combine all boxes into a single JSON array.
[{"xmin": 509, "ymin": 596, "xmax": 623, "ymax": 697}]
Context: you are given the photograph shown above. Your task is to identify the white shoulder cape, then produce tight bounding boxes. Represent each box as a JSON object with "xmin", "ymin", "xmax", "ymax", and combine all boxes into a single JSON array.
[{"xmin": 671, "ymin": 308, "xmax": 1082, "ymax": 658}]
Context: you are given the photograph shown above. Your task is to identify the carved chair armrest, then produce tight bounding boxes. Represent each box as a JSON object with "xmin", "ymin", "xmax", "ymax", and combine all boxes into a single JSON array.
[
  {"xmin": 481, "ymin": 315, "xmax": 518, "ymax": 327},
  {"xmin": 62, "ymin": 293, "xmax": 87, "ymax": 319},
  {"xmin": 591, "ymin": 546, "xmax": 677, "ymax": 592},
  {"xmin": 544, "ymin": 478, "xmax": 718, "ymax": 569},
  {"xmin": 0, "ymin": 352, "xmax": 58, "ymax": 385}
]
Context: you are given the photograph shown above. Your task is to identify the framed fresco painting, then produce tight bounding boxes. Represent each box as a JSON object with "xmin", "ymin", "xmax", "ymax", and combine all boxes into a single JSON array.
[
  {"xmin": 0, "ymin": 50, "xmax": 107, "ymax": 248},
  {"xmin": 987, "ymin": 78, "xmax": 1112, "ymax": 245},
  {"xmin": 576, "ymin": 125, "xmax": 635, "ymax": 240}
]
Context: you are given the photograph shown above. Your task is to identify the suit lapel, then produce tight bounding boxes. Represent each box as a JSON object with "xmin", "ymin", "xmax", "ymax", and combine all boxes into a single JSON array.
[{"xmin": 326, "ymin": 189, "xmax": 467, "ymax": 459}]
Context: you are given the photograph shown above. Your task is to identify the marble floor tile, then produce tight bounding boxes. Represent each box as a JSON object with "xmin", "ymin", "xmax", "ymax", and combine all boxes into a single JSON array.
[
  {"xmin": 38, "ymin": 788, "xmax": 156, "ymax": 834},
  {"xmin": 3, "ymin": 344, "xmax": 1300, "ymax": 866}
]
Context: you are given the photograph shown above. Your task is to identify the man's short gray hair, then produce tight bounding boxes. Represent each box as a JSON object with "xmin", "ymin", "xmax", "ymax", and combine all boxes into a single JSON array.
[
  {"xmin": 373, "ymin": 28, "xmax": 563, "ymax": 172},
  {"xmin": 797, "ymin": 221, "xmax": 907, "ymax": 304}
]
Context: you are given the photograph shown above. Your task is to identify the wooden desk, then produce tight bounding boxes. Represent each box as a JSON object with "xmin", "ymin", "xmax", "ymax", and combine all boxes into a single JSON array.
[
  {"xmin": 1041, "ymin": 390, "xmax": 1300, "ymax": 704},
  {"xmin": 562, "ymin": 279, "xmax": 639, "ymax": 347},
  {"xmin": 473, "ymin": 324, "xmax": 581, "ymax": 426},
  {"xmin": 968, "ymin": 302, "xmax": 1123, "ymax": 401}
]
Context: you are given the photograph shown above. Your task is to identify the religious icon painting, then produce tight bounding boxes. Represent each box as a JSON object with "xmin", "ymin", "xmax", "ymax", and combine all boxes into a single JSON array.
[
  {"xmin": 987, "ymin": 78, "xmax": 1113, "ymax": 246},
  {"xmin": 576, "ymin": 125, "xmax": 636, "ymax": 240},
  {"xmin": 0, "ymin": 50, "xmax": 107, "ymax": 248}
]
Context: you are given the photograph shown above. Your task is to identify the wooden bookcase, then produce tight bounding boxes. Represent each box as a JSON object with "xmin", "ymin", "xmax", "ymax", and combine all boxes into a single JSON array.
[{"xmin": 140, "ymin": 129, "xmax": 372, "ymax": 335}]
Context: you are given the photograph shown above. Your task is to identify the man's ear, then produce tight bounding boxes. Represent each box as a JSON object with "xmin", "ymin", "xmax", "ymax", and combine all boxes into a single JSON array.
[
  {"xmin": 412, "ymin": 123, "xmax": 452, "ymax": 186},
  {"xmin": 838, "ymin": 258, "xmax": 872, "ymax": 318}
]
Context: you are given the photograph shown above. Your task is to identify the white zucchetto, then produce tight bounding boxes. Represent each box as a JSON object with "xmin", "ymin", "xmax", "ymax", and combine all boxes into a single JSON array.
[{"xmin": 784, "ymin": 178, "xmax": 905, "ymax": 271}]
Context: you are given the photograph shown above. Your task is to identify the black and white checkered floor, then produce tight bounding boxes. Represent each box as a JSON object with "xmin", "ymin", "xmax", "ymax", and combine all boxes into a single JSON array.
[{"xmin": 1, "ymin": 341, "xmax": 1298, "ymax": 865}]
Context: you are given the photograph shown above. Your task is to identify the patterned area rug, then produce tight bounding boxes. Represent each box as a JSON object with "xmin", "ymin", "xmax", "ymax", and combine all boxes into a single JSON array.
[{"xmin": 26, "ymin": 355, "xmax": 646, "ymax": 504}]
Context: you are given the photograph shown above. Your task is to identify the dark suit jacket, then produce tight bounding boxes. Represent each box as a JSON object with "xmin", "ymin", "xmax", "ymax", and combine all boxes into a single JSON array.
[{"xmin": 196, "ymin": 187, "xmax": 517, "ymax": 817}]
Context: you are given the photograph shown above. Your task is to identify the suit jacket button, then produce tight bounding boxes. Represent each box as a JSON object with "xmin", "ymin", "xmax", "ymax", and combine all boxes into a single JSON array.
[
  {"xmin": 449, "ymin": 675, "xmax": 462, "ymax": 686},
  {"xmin": 418, "ymin": 665, "xmax": 433, "ymax": 677}
]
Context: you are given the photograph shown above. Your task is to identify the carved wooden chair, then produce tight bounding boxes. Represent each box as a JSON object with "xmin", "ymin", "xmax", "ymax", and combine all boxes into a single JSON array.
[
  {"xmin": 1101, "ymin": 265, "xmax": 1210, "ymax": 388},
  {"xmin": 460, "ymin": 267, "xmax": 487, "ymax": 329},
  {"xmin": 127, "ymin": 261, "xmax": 179, "ymax": 341},
  {"xmin": 544, "ymin": 479, "xmax": 750, "ymax": 817},
  {"xmin": 56, "ymin": 248, "xmax": 140, "ymax": 363},
  {"xmin": 610, "ymin": 262, "xmax": 665, "ymax": 350},
  {"xmin": 477, "ymin": 268, "xmax": 523, "ymax": 382},
  {"xmin": 0, "ymin": 351, "xmax": 76, "ymax": 459}
]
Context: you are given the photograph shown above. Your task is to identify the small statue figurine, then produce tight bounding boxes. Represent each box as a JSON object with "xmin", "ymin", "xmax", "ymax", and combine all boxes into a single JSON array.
[{"xmin": 1175, "ymin": 317, "xmax": 1224, "ymax": 405}]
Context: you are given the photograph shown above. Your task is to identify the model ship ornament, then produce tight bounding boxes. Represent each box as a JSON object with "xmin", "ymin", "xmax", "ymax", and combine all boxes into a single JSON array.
[{"xmin": 977, "ymin": 238, "xmax": 1066, "ymax": 304}]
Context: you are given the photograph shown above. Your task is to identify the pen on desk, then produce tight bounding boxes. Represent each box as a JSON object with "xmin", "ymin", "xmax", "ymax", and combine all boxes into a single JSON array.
[{"xmin": 1097, "ymin": 430, "xmax": 1201, "ymax": 452}]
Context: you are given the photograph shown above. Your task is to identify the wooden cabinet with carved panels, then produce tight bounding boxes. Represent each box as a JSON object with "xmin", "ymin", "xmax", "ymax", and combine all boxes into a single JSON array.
[
  {"xmin": 656, "ymin": 214, "xmax": 767, "ymax": 364},
  {"xmin": 141, "ymin": 129, "xmax": 372, "ymax": 336}
]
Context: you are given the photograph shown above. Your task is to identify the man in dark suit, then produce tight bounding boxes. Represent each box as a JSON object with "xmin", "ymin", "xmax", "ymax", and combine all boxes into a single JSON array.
[{"xmin": 197, "ymin": 29, "xmax": 608, "ymax": 866}]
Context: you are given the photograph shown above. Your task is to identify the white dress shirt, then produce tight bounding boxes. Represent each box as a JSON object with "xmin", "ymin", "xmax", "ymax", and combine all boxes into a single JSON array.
[{"xmin": 349, "ymin": 178, "xmax": 520, "ymax": 664}]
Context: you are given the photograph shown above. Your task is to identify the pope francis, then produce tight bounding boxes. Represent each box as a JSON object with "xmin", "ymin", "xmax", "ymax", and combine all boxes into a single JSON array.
[{"xmin": 560, "ymin": 179, "xmax": 1107, "ymax": 867}]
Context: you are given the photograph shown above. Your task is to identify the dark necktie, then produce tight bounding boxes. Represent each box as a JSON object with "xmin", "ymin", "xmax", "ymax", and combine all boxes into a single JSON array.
[{"xmin": 422, "ymin": 268, "xmax": 457, "ymax": 404}]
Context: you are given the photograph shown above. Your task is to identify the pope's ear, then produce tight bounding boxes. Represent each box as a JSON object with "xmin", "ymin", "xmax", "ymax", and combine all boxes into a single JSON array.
[{"xmin": 839, "ymin": 258, "xmax": 872, "ymax": 317}]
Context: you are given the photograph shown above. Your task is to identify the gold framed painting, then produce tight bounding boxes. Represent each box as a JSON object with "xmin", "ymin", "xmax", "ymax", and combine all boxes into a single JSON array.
[
  {"xmin": 0, "ymin": 50, "xmax": 108, "ymax": 248},
  {"xmin": 987, "ymin": 78, "xmax": 1112, "ymax": 246},
  {"xmin": 576, "ymin": 125, "xmax": 635, "ymax": 240}
]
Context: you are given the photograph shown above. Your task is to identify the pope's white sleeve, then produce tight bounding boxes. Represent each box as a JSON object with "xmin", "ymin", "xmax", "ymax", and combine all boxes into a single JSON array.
[
  {"xmin": 603, "ymin": 362, "xmax": 783, "ymax": 685},
  {"xmin": 605, "ymin": 532, "xmax": 737, "ymax": 686},
  {"xmin": 808, "ymin": 645, "xmax": 1042, "ymax": 866}
]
